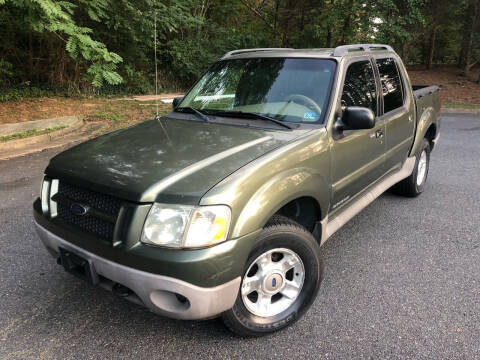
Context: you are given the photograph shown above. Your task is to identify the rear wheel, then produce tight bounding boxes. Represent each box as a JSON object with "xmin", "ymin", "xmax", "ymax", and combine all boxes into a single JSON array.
[
  {"xmin": 392, "ymin": 138, "xmax": 430, "ymax": 197},
  {"xmin": 222, "ymin": 215, "xmax": 323, "ymax": 337}
]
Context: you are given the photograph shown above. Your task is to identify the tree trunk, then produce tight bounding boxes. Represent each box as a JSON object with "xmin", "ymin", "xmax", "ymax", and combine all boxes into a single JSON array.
[
  {"xmin": 401, "ymin": 42, "xmax": 408, "ymax": 61},
  {"xmin": 426, "ymin": 28, "xmax": 436, "ymax": 70},
  {"xmin": 299, "ymin": 0, "xmax": 306, "ymax": 34},
  {"xmin": 280, "ymin": 0, "xmax": 297, "ymax": 47},
  {"xmin": 457, "ymin": 11, "xmax": 469, "ymax": 69},
  {"xmin": 341, "ymin": 0, "xmax": 355, "ymax": 44},
  {"xmin": 464, "ymin": 1, "xmax": 479, "ymax": 77},
  {"xmin": 28, "ymin": 32, "xmax": 33, "ymax": 82},
  {"xmin": 457, "ymin": 45, "xmax": 465, "ymax": 68},
  {"xmin": 35, "ymin": 38, "xmax": 41, "ymax": 85},
  {"xmin": 273, "ymin": 0, "xmax": 280, "ymax": 33},
  {"xmin": 326, "ymin": 0, "xmax": 334, "ymax": 47}
]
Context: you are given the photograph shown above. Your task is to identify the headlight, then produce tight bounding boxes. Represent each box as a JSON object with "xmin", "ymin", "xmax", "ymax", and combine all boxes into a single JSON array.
[
  {"xmin": 184, "ymin": 205, "xmax": 231, "ymax": 247},
  {"xmin": 141, "ymin": 203, "xmax": 231, "ymax": 248}
]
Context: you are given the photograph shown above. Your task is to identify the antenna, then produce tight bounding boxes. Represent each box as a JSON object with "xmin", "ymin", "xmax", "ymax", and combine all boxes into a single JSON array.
[
  {"xmin": 154, "ymin": 7, "xmax": 159, "ymax": 120},
  {"xmin": 152, "ymin": 6, "xmax": 170, "ymax": 142}
]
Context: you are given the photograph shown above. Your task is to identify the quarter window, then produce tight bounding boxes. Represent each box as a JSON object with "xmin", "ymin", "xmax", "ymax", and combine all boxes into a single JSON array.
[
  {"xmin": 341, "ymin": 61, "xmax": 377, "ymax": 114},
  {"xmin": 376, "ymin": 58, "xmax": 404, "ymax": 113}
]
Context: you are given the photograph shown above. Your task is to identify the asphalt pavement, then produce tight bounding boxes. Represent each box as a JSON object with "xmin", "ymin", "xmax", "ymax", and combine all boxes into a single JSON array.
[{"xmin": 0, "ymin": 113, "xmax": 479, "ymax": 359}]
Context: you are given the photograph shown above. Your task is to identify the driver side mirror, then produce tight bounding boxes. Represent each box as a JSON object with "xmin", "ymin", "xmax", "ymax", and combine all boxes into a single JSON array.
[
  {"xmin": 337, "ymin": 106, "xmax": 375, "ymax": 130},
  {"xmin": 172, "ymin": 97, "xmax": 183, "ymax": 108}
]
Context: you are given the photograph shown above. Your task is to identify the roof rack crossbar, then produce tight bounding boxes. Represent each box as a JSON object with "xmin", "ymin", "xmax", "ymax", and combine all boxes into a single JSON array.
[
  {"xmin": 333, "ymin": 44, "xmax": 394, "ymax": 56},
  {"xmin": 221, "ymin": 48, "xmax": 294, "ymax": 59}
]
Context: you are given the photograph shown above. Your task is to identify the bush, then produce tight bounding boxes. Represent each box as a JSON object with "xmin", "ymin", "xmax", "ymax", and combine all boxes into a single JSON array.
[{"xmin": 0, "ymin": 86, "xmax": 65, "ymax": 102}]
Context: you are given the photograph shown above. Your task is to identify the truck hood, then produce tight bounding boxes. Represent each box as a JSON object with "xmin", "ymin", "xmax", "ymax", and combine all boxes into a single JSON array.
[{"xmin": 45, "ymin": 117, "xmax": 309, "ymax": 204}]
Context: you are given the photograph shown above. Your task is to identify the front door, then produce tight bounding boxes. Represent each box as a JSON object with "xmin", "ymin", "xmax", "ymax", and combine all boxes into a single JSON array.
[{"xmin": 329, "ymin": 58, "xmax": 386, "ymax": 213}]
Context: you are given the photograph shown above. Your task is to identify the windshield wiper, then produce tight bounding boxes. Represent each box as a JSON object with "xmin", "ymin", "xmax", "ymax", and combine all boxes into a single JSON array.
[
  {"xmin": 208, "ymin": 110, "xmax": 294, "ymax": 130},
  {"xmin": 176, "ymin": 106, "xmax": 211, "ymax": 122}
]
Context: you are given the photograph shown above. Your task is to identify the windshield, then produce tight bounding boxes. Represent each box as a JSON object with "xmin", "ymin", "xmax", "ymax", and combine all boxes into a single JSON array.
[{"xmin": 178, "ymin": 58, "xmax": 336, "ymax": 124}]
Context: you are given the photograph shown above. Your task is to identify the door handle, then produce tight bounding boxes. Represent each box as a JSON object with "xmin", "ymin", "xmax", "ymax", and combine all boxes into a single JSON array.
[{"xmin": 375, "ymin": 129, "xmax": 384, "ymax": 138}]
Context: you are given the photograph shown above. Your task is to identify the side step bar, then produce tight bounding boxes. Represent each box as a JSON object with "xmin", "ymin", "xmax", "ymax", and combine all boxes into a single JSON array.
[{"xmin": 320, "ymin": 156, "xmax": 416, "ymax": 245}]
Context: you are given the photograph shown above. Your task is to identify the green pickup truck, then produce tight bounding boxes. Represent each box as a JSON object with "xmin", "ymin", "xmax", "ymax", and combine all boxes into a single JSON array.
[{"xmin": 34, "ymin": 44, "xmax": 440, "ymax": 336}]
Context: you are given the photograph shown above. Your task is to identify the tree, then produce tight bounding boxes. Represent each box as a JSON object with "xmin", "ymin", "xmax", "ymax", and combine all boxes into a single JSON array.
[
  {"xmin": 463, "ymin": 0, "xmax": 480, "ymax": 77},
  {"xmin": 420, "ymin": 0, "xmax": 458, "ymax": 69},
  {"xmin": 1, "ymin": 0, "xmax": 123, "ymax": 89},
  {"xmin": 0, "ymin": 0, "xmax": 478, "ymax": 94}
]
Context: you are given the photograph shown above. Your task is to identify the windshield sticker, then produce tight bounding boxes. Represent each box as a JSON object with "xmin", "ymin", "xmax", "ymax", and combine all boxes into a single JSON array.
[{"xmin": 303, "ymin": 112, "xmax": 318, "ymax": 120}]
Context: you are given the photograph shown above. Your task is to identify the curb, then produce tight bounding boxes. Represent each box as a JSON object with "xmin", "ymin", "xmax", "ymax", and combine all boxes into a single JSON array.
[
  {"xmin": 0, "ymin": 116, "xmax": 83, "ymax": 152},
  {"xmin": 0, "ymin": 115, "xmax": 80, "ymax": 136},
  {"xmin": 131, "ymin": 93, "xmax": 183, "ymax": 102},
  {"xmin": 441, "ymin": 108, "xmax": 480, "ymax": 115},
  {"xmin": 0, "ymin": 121, "xmax": 104, "ymax": 161}
]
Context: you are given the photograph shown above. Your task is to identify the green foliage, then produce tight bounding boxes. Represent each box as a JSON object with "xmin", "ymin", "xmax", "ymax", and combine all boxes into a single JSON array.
[
  {"xmin": 0, "ymin": 60, "xmax": 14, "ymax": 85},
  {"xmin": 0, "ymin": 0, "xmax": 478, "ymax": 97},
  {"xmin": 0, "ymin": 86, "xmax": 66, "ymax": 102},
  {"xmin": 89, "ymin": 112, "xmax": 124, "ymax": 122},
  {"xmin": 164, "ymin": 27, "xmax": 265, "ymax": 85},
  {"xmin": 2, "ymin": 0, "xmax": 123, "ymax": 88}
]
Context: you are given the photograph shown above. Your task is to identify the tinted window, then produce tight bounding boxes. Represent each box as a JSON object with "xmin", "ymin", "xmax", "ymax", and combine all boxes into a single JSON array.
[
  {"xmin": 377, "ymin": 58, "xmax": 404, "ymax": 113},
  {"xmin": 180, "ymin": 58, "xmax": 336, "ymax": 124},
  {"xmin": 341, "ymin": 61, "xmax": 377, "ymax": 114}
]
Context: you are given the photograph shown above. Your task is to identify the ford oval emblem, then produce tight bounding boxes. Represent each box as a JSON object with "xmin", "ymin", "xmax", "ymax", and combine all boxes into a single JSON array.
[
  {"xmin": 272, "ymin": 278, "xmax": 277, "ymax": 288},
  {"xmin": 70, "ymin": 202, "xmax": 88, "ymax": 216}
]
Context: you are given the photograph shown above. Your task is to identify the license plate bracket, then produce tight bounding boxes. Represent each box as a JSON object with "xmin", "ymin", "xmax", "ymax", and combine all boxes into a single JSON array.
[{"xmin": 59, "ymin": 248, "xmax": 99, "ymax": 285}]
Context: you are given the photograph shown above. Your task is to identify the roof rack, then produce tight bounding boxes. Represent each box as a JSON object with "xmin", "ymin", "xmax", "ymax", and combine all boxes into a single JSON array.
[
  {"xmin": 221, "ymin": 48, "xmax": 294, "ymax": 59},
  {"xmin": 333, "ymin": 44, "xmax": 394, "ymax": 56}
]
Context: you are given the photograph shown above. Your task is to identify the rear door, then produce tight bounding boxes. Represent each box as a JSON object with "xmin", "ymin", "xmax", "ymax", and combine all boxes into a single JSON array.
[
  {"xmin": 329, "ymin": 57, "xmax": 386, "ymax": 213},
  {"xmin": 374, "ymin": 57, "xmax": 415, "ymax": 172}
]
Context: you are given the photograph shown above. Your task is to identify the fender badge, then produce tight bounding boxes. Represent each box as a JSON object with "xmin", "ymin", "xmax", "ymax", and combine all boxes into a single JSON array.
[{"xmin": 70, "ymin": 203, "xmax": 88, "ymax": 216}]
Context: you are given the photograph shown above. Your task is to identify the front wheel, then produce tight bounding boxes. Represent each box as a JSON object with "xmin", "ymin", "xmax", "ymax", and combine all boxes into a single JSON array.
[{"xmin": 222, "ymin": 215, "xmax": 323, "ymax": 336}]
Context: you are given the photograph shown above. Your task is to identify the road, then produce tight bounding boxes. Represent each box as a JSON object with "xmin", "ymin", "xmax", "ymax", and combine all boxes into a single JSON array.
[{"xmin": 0, "ymin": 113, "xmax": 479, "ymax": 359}]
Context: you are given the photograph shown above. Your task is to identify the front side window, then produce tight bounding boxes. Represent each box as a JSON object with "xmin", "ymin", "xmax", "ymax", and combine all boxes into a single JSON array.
[
  {"xmin": 376, "ymin": 58, "xmax": 404, "ymax": 113},
  {"xmin": 341, "ymin": 60, "xmax": 377, "ymax": 114},
  {"xmin": 179, "ymin": 58, "xmax": 337, "ymax": 124}
]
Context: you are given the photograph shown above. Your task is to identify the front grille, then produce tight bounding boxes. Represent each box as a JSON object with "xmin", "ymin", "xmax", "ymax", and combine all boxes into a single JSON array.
[{"xmin": 54, "ymin": 181, "xmax": 122, "ymax": 241}]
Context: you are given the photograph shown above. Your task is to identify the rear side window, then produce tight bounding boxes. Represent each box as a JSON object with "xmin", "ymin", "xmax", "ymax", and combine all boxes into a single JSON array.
[
  {"xmin": 341, "ymin": 60, "xmax": 377, "ymax": 114},
  {"xmin": 376, "ymin": 58, "xmax": 404, "ymax": 113}
]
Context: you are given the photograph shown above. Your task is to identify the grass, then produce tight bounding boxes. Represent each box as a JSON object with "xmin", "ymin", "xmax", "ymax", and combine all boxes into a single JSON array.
[
  {"xmin": 88, "ymin": 112, "xmax": 124, "ymax": 122},
  {"xmin": 0, "ymin": 125, "xmax": 67, "ymax": 142},
  {"xmin": 0, "ymin": 96, "xmax": 173, "ymax": 139},
  {"xmin": 81, "ymin": 99, "xmax": 172, "ymax": 133},
  {"xmin": 443, "ymin": 103, "xmax": 480, "ymax": 109}
]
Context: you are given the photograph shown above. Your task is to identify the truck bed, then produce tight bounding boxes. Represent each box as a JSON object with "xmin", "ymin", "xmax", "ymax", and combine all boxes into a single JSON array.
[
  {"xmin": 412, "ymin": 85, "xmax": 441, "ymax": 118},
  {"xmin": 411, "ymin": 84, "xmax": 441, "ymax": 149},
  {"xmin": 412, "ymin": 85, "xmax": 440, "ymax": 97}
]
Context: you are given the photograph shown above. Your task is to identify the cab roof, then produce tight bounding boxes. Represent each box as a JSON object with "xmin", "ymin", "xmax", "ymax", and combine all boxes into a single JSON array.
[{"xmin": 221, "ymin": 44, "xmax": 396, "ymax": 60}]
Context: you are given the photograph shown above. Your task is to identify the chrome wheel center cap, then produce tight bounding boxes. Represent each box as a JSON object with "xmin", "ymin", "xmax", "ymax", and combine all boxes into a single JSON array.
[
  {"xmin": 241, "ymin": 248, "xmax": 305, "ymax": 317},
  {"xmin": 264, "ymin": 273, "xmax": 283, "ymax": 293}
]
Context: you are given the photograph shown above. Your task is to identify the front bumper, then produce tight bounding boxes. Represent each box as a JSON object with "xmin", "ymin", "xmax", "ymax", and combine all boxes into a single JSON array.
[{"xmin": 35, "ymin": 221, "xmax": 241, "ymax": 320}]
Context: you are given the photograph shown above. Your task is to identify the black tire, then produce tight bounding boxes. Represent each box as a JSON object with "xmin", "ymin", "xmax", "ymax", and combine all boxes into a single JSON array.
[
  {"xmin": 222, "ymin": 215, "xmax": 323, "ymax": 337},
  {"xmin": 392, "ymin": 138, "xmax": 430, "ymax": 197}
]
